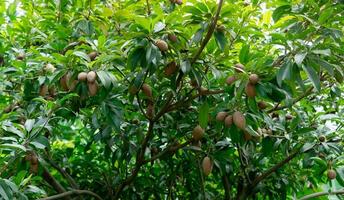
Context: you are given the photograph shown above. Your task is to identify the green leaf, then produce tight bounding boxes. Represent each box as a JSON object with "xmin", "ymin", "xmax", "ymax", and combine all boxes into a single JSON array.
[
  {"xmin": 318, "ymin": 7, "xmax": 333, "ymax": 24},
  {"xmin": 213, "ymin": 30, "xmax": 227, "ymax": 51},
  {"xmin": 0, "ymin": 143, "xmax": 26, "ymax": 152},
  {"xmin": 24, "ymin": 119, "xmax": 35, "ymax": 133},
  {"xmin": 276, "ymin": 60, "xmax": 292, "ymax": 87},
  {"xmin": 301, "ymin": 142, "xmax": 315, "ymax": 153},
  {"xmin": 73, "ymin": 51, "xmax": 91, "ymax": 62},
  {"xmin": 272, "ymin": 5, "xmax": 291, "ymax": 22},
  {"xmin": 294, "ymin": 53, "xmax": 307, "ymax": 66},
  {"xmin": 198, "ymin": 101, "xmax": 209, "ymax": 128},
  {"xmin": 97, "ymin": 71, "xmax": 112, "ymax": 89},
  {"xmin": 302, "ymin": 64, "xmax": 321, "ymax": 92},
  {"xmin": 239, "ymin": 44, "xmax": 250, "ymax": 64},
  {"xmin": 153, "ymin": 22, "xmax": 165, "ymax": 33},
  {"xmin": 180, "ymin": 60, "xmax": 191, "ymax": 74},
  {"xmin": 312, "ymin": 49, "xmax": 331, "ymax": 56}
]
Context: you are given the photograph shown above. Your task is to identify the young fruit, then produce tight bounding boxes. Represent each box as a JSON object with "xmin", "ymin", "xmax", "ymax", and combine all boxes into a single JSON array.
[
  {"xmin": 258, "ymin": 101, "xmax": 267, "ymax": 110},
  {"xmin": 319, "ymin": 135, "xmax": 326, "ymax": 142},
  {"xmin": 88, "ymin": 51, "xmax": 98, "ymax": 61},
  {"xmin": 39, "ymin": 84, "xmax": 48, "ymax": 97},
  {"xmin": 164, "ymin": 61, "xmax": 178, "ymax": 76},
  {"xmin": 224, "ymin": 115, "xmax": 233, "ymax": 127},
  {"xmin": 234, "ymin": 63, "xmax": 245, "ymax": 73},
  {"xmin": 44, "ymin": 63, "xmax": 56, "ymax": 73},
  {"xmin": 233, "ymin": 111, "xmax": 246, "ymax": 130},
  {"xmin": 249, "ymin": 74, "xmax": 259, "ymax": 84},
  {"xmin": 16, "ymin": 52, "xmax": 26, "ymax": 60},
  {"xmin": 87, "ymin": 71, "xmax": 97, "ymax": 83},
  {"xmin": 327, "ymin": 169, "xmax": 336, "ymax": 180},
  {"xmin": 226, "ymin": 76, "xmax": 237, "ymax": 85},
  {"xmin": 88, "ymin": 82, "xmax": 98, "ymax": 96},
  {"xmin": 78, "ymin": 72, "xmax": 88, "ymax": 81},
  {"xmin": 216, "ymin": 112, "xmax": 227, "ymax": 122},
  {"xmin": 285, "ymin": 114, "xmax": 293, "ymax": 120},
  {"xmin": 142, "ymin": 83, "xmax": 153, "ymax": 98},
  {"xmin": 146, "ymin": 103, "xmax": 154, "ymax": 119},
  {"xmin": 245, "ymin": 83, "xmax": 256, "ymax": 98},
  {"xmin": 202, "ymin": 156, "xmax": 213, "ymax": 176},
  {"xmin": 168, "ymin": 34, "xmax": 178, "ymax": 42},
  {"xmin": 155, "ymin": 40, "xmax": 168, "ymax": 52},
  {"xmin": 192, "ymin": 125, "xmax": 204, "ymax": 141}
]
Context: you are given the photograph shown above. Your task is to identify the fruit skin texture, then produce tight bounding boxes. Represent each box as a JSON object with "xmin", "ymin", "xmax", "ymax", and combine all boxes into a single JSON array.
[
  {"xmin": 319, "ymin": 135, "xmax": 326, "ymax": 142},
  {"xmin": 202, "ymin": 156, "xmax": 213, "ymax": 176},
  {"xmin": 249, "ymin": 74, "xmax": 259, "ymax": 84},
  {"xmin": 226, "ymin": 76, "xmax": 237, "ymax": 85},
  {"xmin": 60, "ymin": 73, "xmax": 70, "ymax": 91},
  {"xmin": 88, "ymin": 82, "xmax": 98, "ymax": 96},
  {"xmin": 16, "ymin": 53, "xmax": 26, "ymax": 60},
  {"xmin": 155, "ymin": 40, "xmax": 168, "ymax": 52},
  {"xmin": 224, "ymin": 115, "xmax": 233, "ymax": 127},
  {"xmin": 44, "ymin": 63, "xmax": 56, "ymax": 73},
  {"xmin": 192, "ymin": 125, "xmax": 204, "ymax": 141},
  {"xmin": 234, "ymin": 63, "xmax": 245, "ymax": 73},
  {"xmin": 258, "ymin": 101, "xmax": 267, "ymax": 110},
  {"xmin": 164, "ymin": 61, "xmax": 178, "ymax": 76},
  {"xmin": 88, "ymin": 51, "xmax": 98, "ymax": 61},
  {"xmin": 142, "ymin": 83, "xmax": 153, "ymax": 98},
  {"xmin": 87, "ymin": 71, "xmax": 97, "ymax": 83},
  {"xmin": 146, "ymin": 103, "xmax": 154, "ymax": 119},
  {"xmin": 233, "ymin": 111, "xmax": 246, "ymax": 130},
  {"xmin": 216, "ymin": 112, "xmax": 228, "ymax": 121},
  {"xmin": 327, "ymin": 169, "xmax": 336, "ymax": 180},
  {"xmin": 78, "ymin": 72, "xmax": 88, "ymax": 81},
  {"xmin": 285, "ymin": 114, "xmax": 293, "ymax": 120},
  {"xmin": 39, "ymin": 84, "xmax": 48, "ymax": 97},
  {"xmin": 245, "ymin": 83, "xmax": 256, "ymax": 98},
  {"xmin": 168, "ymin": 34, "xmax": 178, "ymax": 42}
]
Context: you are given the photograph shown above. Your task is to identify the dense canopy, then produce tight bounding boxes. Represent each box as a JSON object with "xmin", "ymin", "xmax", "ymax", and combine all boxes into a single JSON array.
[{"xmin": 0, "ymin": 0, "xmax": 343, "ymax": 199}]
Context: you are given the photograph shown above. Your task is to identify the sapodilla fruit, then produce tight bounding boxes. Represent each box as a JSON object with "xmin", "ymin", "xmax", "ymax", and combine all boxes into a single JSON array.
[
  {"xmin": 216, "ymin": 112, "xmax": 227, "ymax": 122},
  {"xmin": 249, "ymin": 74, "xmax": 259, "ymax": 84},
  {"xmin": 88, "ymin": 51, "xmax": 98, "ymax": 61},
  {"xmin": 258, "ymin": 101, "xmax": 267, "ymax": 110},
  {"xmin": 39, "ymin": 84, "xmax": 48, "ymax": 97},
  {"xmin": 175, "ymin": 0, "xmax": 183, "ymax": 5},
  {"xmin": 16, "ymin": 52, "xmax": 25, "ymax": 60},
  {"xmin": 78, "ymin": 72, "xmax": 88, "ymax": 81},
  {"xmin": 224, "ymin": 115, "xmax": 233, "ymax": 127},
  {"xmin": 87, "ymin": 71, "xmax": 97, "ymax": 83},
  {"xmin": 327, "ymin": 169, "xmax": 336, "ymax": 180},
  {"xmin": 60, "ymin": 73, "xmax": 69, "ymax": 91},
  {"xmin": 155, "ymin": 40, "xmax": 168, "ymax": 52},
  {"xmin": 234, "ymin": 63, "xmax": 245, "ymax": 73},
  {"xmin": 202, "ymin": 156, "xmax": 213, "ymax": 176},
  {"xmin": 226, "ymin": 76, "xmax": 237, "ymax": 85},
  {"xmin": 164, "ymin": 61, "xmax": 178, "ymax": 76},
  {"xmin": 319, "ymin": 135, "xmax": 326, "ymax": 142},
  {"xmin": 192, "ymin": 125, "xmax": 204, "ymax": 141},
  {"xmin": 146, "ymin": 103, "xmax": 154, "ymax": 119},
  {"xmin": 168, "ymin": 34, "xmax": 178, "ymax": 42},
  {"xmin": 233, "ymin": 111, "xmax": 246, "ymax": 130},
  {"xmin": 88, "ymin": 82, "xmax": 98, "ymax": 96},
  {"xmin": 142, "ymin": 83, "xmax": 152, "ymax": 98},
  {"xmin": 44, "ymin": 63, "xmax": 56, "ymax": 73},
  {"xmin": 245, "ymin": 83, "xmax": 256, "ymax": 98}
]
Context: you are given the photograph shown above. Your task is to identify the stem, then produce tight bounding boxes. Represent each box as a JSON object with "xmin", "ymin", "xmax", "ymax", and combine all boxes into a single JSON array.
[
  {"xmin": 38, "ymin": 190, "xmax": 103, "ymax": 200},
  {"xmin": 298, "ymin": 189, "xmax": 344, "ymax": 200},
  {"xmin": 146, "ymin": 0, "xmax": 151, "ymax": 15}
]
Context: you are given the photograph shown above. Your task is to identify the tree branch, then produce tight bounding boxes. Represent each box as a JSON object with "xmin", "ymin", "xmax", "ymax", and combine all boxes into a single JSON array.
[
  {"xmin": 298, "ymin": 189, "xmax": 344, "ymax": 200},
  {"xmin": 38, "ymin": 190, "xmax": 103, "ymax": 200}
]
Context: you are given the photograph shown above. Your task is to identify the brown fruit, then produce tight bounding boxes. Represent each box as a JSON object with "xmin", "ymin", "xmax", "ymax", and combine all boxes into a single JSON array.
[
  {"xmin": 244, "ymin": 132, "xmax": 252, "ymax": 141},
  {"xmin": 44, "ymin": 63, "xmax": 56, "ymax": 73},
  {"xmin": 286, "ymin": 114, "xmax": 293, "ymax": 120},
  {"xmin": 234, "ymin": 63, "xmax": 245, "ymax": 73},
  {"xmin": 226, "ymin": 76, "xmax": 237, "ymax": 85},
  {"xmin": 155, "ymin": 40, "xmax": 168, "ymax": 52},
  {"xmin": 16, "ymin": 52, "xmax": 25, "ymax": 60},
  {"xmin": 142, "ymin": 83, "xmax": 152, "ymax": 98},
  {"xmin": 30, "ymin": 163, "xmax": 39, "ymax": 174},
  {"xmin": 175, "ymin": 0, "xmax": 183, "ymax": 5},
  {"xmin": 88, "ymin": 51, "xmax": 98, "ymax": 61},
  {"xmin": 87, "ymin": 71, "xmax": 97, "ymax": 83},
  {"xmin": 245, "ymin": 83, "xmax": 256, "ymax": 98},
  {"xmin": 319, "ymin": 135, "xmax": 326, "ymax": 142},
  {"xmin": 88, "ymin": 82, "xmax": 98, "ymax": 96},
  {"xmin": 249, "ymin": 74, "xmax": 259, "ymax": 84},
  {"xmin": 129, "ymin": 85, "xmax": 139, "ymax": 95},
  {"xmin": 258, "ymin": 101, "xmax": 268, "ymax": 110},
  {"xmin": 78, "ymin": 72, "xmax": 88, "ymax": 81},
  {"xmin": 164, "ymin": 61, "xmax": 178, "ymax": 76},
  {"xmin": 192, "ymin": 125, "xmax": 204, "ymax": 141},
  {"xmin": 30, "ymin": 154, "xmax": 38, "ymax": 165},
  {"xmin": 60, "ymin": 74, "xmax": 69, "ymax": 91},
  {"xmin": 233, "ymin": 111, "xmax": 246, "ymax": 130},
  {"xmin": 202, "ymin": 156, "xmax": 213, "ymax": 176},
  {"xmin": 168, "ymin": 34, "xmax": 178, "ymax": 42},
  {"xmin": 224, "ymin": 115, "xmax": 233, "ymax": 127},
  {"xmin": 327, "ymin": 169, "xmax": 336, "ymax": 180},
  {"xmin": 39, "ymin": 84, "xmax": 48, "ymax": 97},
  {"xmin": 216, "ymin": 112, "xmax": 228, "ymax": 122},
  {"xmin": 146, "ymin": 103, "xmax": 154, "ymax": 119}
]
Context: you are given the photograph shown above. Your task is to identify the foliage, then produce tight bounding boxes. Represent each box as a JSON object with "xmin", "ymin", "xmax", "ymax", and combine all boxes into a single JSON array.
[{"xmin": 0, "ymin": 0, "xmax": 343, "ymax": 199}]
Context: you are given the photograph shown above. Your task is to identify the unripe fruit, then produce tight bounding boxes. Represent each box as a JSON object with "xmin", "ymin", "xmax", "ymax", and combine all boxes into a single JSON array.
[
  {"xmin": 234, "ymin": 63, "xmax": 245, "ymax": 73},
  {"xmin": 258, "ymin": 101, "xmax": 268, "ymax": 110},
  {"xmin": 202, "ymin": 156, "xmax": 213, "ymax": 176},
  {"xmin": 168, "ymin": 34, "xmax": 178, "ymax": 42},
  {"xmin": 224, "ymin": 115, "xmax": 233, "ymax": 127},
  {"xmin": 164, "ymin": 61, "xmax": 178, "ymax": 76},
  {"xmin": 78, "ymin": 72, "xmax": 88, "ymax": 81},
  {"xmin": 216, "ymin": 112, "xmax": 227, "ymax": 122},
  {"xmin": 142, "ymin": 83, "xmax": 152, "ymax": 98},
  {"xmin": 88, "ymin": 82, "xmax": 98, "ymax": 96},
  {"xmin": 233, "ymin": 111, "xmax": 246, "ymax": 130},
  {"xmin": 226, "ymin": 76, "xmax": 237, "ymax": 85},
  {"xmin": 87, "ymin": 71, "xmax": 97, "ymax": 83},
  {"xmin": 39, "ymin": 84, "xmax": 48, "ymax": 97},
  {"xmin": 327, "ymin": 169, "xmax": 336, "ymax": 180},
  {"xmin": 16, "ymin": 52, "xmax": 25, "ymax": 60},
  {"xmin": 44, "ymin": 63, "xmax": 56, "ymax": 73},
  {"xmin": 319, "ymin": 135, "xmax": 326, "ymax": 142},
  {"xmin": 192, "ymin": 125, "xmax": 204, "ymax": 141},
  {"xmin": 132, "ymin": 119, "xmax": 140, "ymax": 125},
  {"xmin": 245, "ymin": 83, "xmax": 256, "ymax": 98},
  {"xmin": 249, "ymin": 74, "xmax": 259, "ymax": 84},
  {"xmin": 88, "ymin": 51, "xmax": 98, "ymax": 61},
  {"xmin": 146, "ymin": 103, "xmax": 154, "ymax": 119},
  {"xmin": 155, "ymin": 40, "xmax": 168, "ymax": 52}
]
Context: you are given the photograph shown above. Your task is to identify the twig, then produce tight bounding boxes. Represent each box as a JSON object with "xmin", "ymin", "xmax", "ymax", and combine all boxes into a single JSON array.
[
  {"xmin": 298, "ymin": 189, "xmax": 344, "ymax": 200},
  {"xmin": 38, "ymin": 190, "xmax": 103, "ymax": 200}
]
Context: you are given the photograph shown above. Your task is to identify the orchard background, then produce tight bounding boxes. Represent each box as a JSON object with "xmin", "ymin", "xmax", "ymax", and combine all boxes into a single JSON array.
[{"xmin": 0, "ymin": 0, "xmax": 343, "ymax": 199}]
